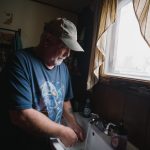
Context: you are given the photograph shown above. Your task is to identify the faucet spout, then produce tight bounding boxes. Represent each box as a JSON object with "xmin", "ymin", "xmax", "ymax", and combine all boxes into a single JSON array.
[{"xmin": 104, "ymin": 122, "xmax": 116, "ymax": 135}]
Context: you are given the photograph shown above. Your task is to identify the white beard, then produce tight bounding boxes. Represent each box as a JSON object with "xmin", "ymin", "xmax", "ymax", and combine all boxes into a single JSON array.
[
  {"xmin": 55, "ymin": 59, "xmax": 63, "ymax": 65},
  {"xmin": 46, "ymin": 57, "xmax": 66, "ymax": 68}
]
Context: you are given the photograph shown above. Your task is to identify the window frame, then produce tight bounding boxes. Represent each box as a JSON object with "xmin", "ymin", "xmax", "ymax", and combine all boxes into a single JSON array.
[{"xmin": 99, "ymin": 0, "xmax": 150, "ymax": 97}]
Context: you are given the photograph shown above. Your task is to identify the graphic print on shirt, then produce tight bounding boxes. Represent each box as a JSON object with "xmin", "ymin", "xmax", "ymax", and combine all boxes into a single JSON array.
[{"xmin": 40, "ymin": 81, "xmax": 65, "ymax": 123}]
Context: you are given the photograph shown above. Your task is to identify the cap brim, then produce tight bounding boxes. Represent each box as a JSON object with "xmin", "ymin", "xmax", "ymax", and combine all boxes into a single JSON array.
[{"xmin": 61, "ymin": 38, "xmax": 84, "ymax": 52}]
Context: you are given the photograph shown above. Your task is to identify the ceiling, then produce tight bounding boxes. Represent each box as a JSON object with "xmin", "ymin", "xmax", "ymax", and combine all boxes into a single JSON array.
[{"xmin": 32, "ymin": 0, "xmax": 91, "ymax": 13}]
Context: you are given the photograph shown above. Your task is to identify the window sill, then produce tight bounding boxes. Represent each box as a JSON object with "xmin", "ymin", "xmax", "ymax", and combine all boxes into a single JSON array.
[{"xmin": 99, "ymin": 75, "xmax": 150, "ymax": 97}]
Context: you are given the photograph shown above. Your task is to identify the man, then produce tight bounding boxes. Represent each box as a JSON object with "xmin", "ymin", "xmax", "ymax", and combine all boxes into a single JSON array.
[{"xmin": 1, "ymin": 18, "xmax": 84, "ymax": 150}]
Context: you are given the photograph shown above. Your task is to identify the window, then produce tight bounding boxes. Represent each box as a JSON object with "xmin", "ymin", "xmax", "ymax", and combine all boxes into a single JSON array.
[{"xmin": 104, "ymin": 0, "xmax": 150, "ymax": 81}]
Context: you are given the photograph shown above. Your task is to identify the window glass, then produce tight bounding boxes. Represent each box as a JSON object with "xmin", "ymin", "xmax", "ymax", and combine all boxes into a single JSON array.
[{"xmin": 104, "ymin": 1, "xmax": 150, "ymax": 81}]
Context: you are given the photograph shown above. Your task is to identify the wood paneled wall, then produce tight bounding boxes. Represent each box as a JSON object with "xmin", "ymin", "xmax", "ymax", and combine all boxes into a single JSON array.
[{"xmin": 91, "ymin": 82, "xmax": 150, "ymax": 150}]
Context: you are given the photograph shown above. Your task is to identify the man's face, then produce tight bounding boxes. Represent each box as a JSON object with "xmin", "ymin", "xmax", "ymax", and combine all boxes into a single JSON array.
[
  {"xmin": 51, "ymin": 47, "xmax": 70, "ymax": 66},
  {"xmin": 41, "ymin": 32, "xmax": 70, "ymax": 67}
]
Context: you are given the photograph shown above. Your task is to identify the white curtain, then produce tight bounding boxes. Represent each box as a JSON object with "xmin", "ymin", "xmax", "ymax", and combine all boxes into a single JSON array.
[
  {"xmin": 133, "ymin": 0, "xmax": 150, "ymax": 47},
  {"xmin": 87, "ymin": 0, "xmax": 117, "ymax": 90}
]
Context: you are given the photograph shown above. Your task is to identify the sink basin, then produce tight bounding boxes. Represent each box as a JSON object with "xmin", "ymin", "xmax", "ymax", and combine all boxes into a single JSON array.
[
  {"xmin": 52, "ymin": 112, "xmax": 139, "ymax": 150},
  {"xmin": 53, "ymin": 112, "xmax": 112, "ymax": 150},
  {"xmin": 85, "ymin": 123, "xmax": 112, "ymax": 150}
]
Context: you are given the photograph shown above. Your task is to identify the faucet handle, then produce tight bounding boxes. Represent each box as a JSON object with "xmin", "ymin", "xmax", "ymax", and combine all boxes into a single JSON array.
[
  {"xmin": 89, "ymin": 113, "xmax": 99, "ymax": 124},
  {"xmin": 90, "ymin": 113, "xmax": 99, "ymax": 119}
]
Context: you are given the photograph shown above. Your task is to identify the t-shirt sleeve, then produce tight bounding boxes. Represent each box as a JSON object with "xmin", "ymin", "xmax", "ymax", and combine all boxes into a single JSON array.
[
  {"xmin": 6, "ymin": 52, "xmax": 32, "ymax": 110},
  {"xmin": 64, "ymin": 65, "xmax": 73, "ymax": 101}
]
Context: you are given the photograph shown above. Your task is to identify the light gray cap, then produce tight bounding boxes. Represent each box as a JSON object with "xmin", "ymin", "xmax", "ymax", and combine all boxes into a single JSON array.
[{"xmin": 44, "ymin": 18, "xmax": 84, "ymax": 52}]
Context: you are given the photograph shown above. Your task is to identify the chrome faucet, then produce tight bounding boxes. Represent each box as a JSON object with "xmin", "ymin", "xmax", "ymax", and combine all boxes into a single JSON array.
[
  {"xmin": 104, "ymin": 122, "xmax": 116, "ymax": 135},
  {"xmin": 89, "ymin": 113, "xmax": 99, "ymax": 124}
]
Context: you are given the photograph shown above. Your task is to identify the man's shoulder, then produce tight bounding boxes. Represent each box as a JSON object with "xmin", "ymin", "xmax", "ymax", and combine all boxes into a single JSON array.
[
  {"xmin": 12, "ymin": 47, "xmax": 35, "ymax": 63},
  {"xmin": 7, "ymin": 47, "xmax": 35, "ymax": 68},
  {"xmin": 15, "ymin": 47, "xmax": 33, "ymax": 57}
]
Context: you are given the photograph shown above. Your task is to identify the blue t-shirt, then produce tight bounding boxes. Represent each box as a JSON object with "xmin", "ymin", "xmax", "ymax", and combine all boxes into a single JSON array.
[{"xmin": 6, "ymin": 48, "xmax": 73, "ymax": 123}]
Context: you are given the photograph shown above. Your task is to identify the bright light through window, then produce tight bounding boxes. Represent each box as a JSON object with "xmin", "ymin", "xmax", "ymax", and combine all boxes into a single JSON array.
[{"xmin": 114, "ymin": 2, "xmax": 150, "ymax": 80}]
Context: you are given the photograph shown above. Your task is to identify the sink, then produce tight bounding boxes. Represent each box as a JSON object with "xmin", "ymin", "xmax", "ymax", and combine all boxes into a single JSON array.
[
  {"xmin": 71, "ymin": 113, "xmax": 112, "ymax": 150},
  {"xmin": 52, "ymin": 112, "xmax": 139, "ymax": 150},
  {"xmin": 53, "ymin": 112, "xmax": 112, "ymax": 150}
]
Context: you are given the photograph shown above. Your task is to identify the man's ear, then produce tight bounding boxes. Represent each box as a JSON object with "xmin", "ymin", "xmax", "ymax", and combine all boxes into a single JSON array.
[{"xmin": 40, "ymin": 32, "xmax": 52, "ymax": 48}]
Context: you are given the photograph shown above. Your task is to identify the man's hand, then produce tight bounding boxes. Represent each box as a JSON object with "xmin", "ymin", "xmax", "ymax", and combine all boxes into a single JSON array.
[
  {"xmin": 58, "ymin": 126, "xmax": 78, "ymax": 147},
  {"xmin": 67, "ymin": 121, "xmax": 85, "ymax": 142}
]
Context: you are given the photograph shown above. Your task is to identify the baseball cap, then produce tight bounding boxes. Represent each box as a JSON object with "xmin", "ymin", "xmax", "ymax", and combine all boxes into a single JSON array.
[{"xmin": 44, "ymin": 18, "xmax": 84, "ymax": 52}]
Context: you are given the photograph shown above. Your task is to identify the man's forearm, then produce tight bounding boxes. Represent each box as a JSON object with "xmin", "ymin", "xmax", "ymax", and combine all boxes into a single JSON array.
[
  {"xmin": 63, "ymin": 101, "xmax": 85, "ymax": 141},
  {"xmin": 9, "ymin": 108, "xmax": 64, "ymax": 137},
  {"xmin": 63, "ymin": 101, "xmax": 76, "ymax": 124}
]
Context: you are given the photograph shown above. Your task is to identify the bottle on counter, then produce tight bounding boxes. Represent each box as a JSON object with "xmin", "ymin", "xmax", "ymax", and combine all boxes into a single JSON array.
[
  {"xmin": 111, "ymin": 122, "xmax": 128, "ymax": 150},
  {"xmin": 83, "ymin": 98, "xmax": 91, "ymax": 118}
]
